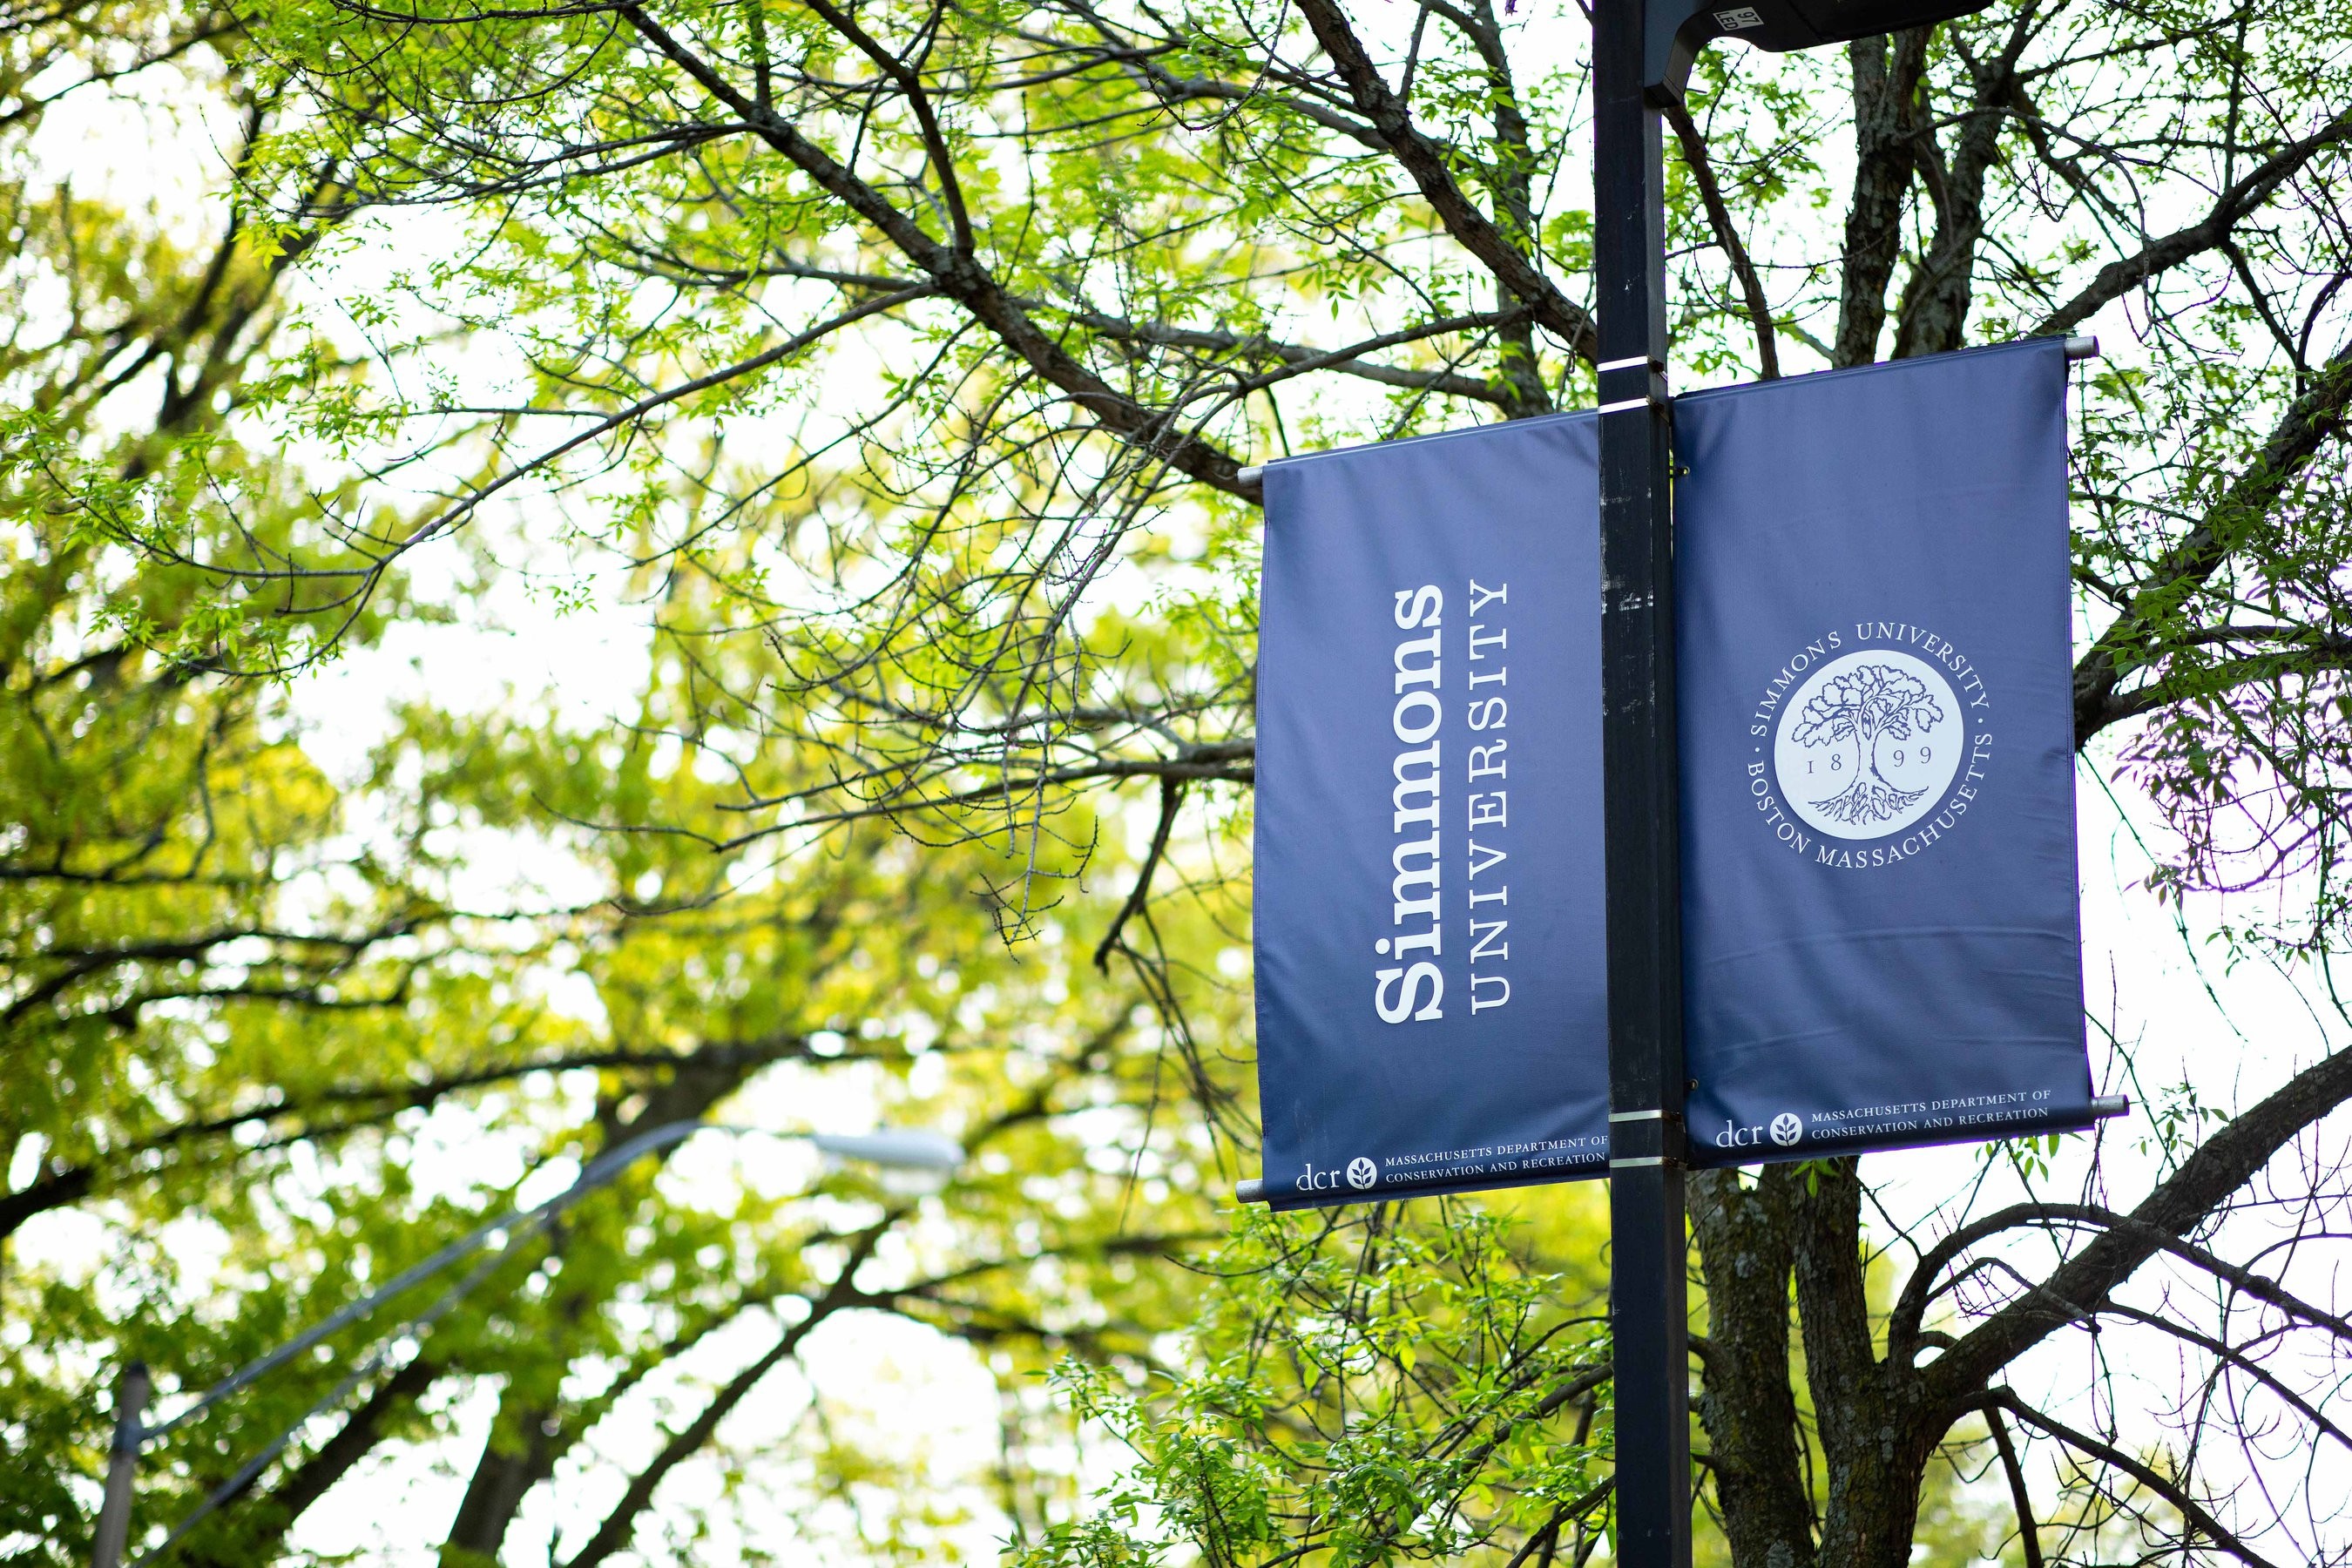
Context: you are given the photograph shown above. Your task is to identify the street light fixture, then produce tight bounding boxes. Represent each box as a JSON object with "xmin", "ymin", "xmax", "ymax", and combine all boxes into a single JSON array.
[
  {"xmin": 89, "ymin": 1119, "xmax": 962, "ymax": 1568},
  {"xmin": 1643, "ymin": 0, "xmax": 2006, "ymax": 96},
  {"xmin": 808, "ymin": 1128, "xmax": 963, "ymax": 1171}
]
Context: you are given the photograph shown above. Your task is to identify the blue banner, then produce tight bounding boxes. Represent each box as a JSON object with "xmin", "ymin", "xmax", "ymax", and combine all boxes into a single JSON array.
[
  {"xmin": 1253, "ymin": 339, "xmax": 2091, "ymax": 1204},
  {"xmin": 1254, "ymin": 415, "xmax": 1612, "ymax": 1206},
  {"xmin": 1673, "ymin": 338, "xmax": 2091, "ymax": 1161}
]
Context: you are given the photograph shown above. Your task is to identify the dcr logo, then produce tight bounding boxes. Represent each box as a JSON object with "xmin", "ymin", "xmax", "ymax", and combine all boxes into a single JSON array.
[
  {"xmin": 1294, "ymin": 1159, "xmax": 1380, "ymax": 1193},
  {"xmin": 1714, "ymin": 1114, "xmax": 1808, "ymax": 1151}
]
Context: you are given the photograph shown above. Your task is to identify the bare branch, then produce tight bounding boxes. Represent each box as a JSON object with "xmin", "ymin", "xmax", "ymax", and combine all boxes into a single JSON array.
[
  {"xmin": 1990, "ymin": 1389, "xmax": 2280, "ymax": 1567},
  {"xmin": 1926, "ymin": 1044, "xmax": 2352, "ymax": 1404},
  {"xmin": 1983, "ymin": 1401, "xmax": 2045, "ymax": 1568},
  {"xmin": 1665, "ymin": 98, "xmax": 1778, "ymax": 380},
  {"xmin": 2031, "ymin": 110, "xmax": 2352, "ymax": 338}
]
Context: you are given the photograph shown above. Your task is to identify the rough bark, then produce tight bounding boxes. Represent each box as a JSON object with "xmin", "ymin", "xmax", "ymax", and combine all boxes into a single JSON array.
[
  {"xmin": 1889, "ymin": 12, "xmax": 2036, "ymax": 359},
  {"xmin": 1832, "ymin": 29, "xmax": 1932, "ymax": 368},
  {"xmin": 1787, "ymin": 1161, "xmax": 1927, "ymax": 1568}
]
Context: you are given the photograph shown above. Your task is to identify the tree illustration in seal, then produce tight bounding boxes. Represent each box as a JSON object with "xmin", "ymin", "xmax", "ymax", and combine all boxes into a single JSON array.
[{"xmin": 1790, "ymin": 662, "xmax": 1945, "ymax": 827}]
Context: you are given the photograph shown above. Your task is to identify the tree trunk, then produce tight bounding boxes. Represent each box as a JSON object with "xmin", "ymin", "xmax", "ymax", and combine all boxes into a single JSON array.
[
  {"xmin": 1695, "ymin": 1159, "xmax": 1945, "ymax": 1568},
  {"xmin": 441, "ymin": 1421, "xmax": 560, "ymax": 1565},
  {"xmin": 438, "ymin": 1058, "xmax": 754, "ymax": 1561},
  {"xmin": 1690, "ymin": 1167, "xmax": 1816, "ymax": 1568}
]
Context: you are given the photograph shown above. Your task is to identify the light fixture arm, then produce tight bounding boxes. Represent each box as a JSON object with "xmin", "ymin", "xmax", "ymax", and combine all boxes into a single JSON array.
[{"xmin": 1643, "ymin": 0, "xmax": 2004, "ymax": 98}]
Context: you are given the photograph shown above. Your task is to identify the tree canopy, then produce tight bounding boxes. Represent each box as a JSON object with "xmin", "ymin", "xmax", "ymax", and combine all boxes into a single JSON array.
[{"xmin": 7, "ymin": 0, "xmax": 2352, "ymax": 1560}]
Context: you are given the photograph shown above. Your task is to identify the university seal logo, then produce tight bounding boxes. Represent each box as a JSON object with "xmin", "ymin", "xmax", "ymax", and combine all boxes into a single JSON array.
[
  {"xmin": 1774, "ymin": 650, "xmax": 1963, "ymax": 838},
  {"xmin": 1745, "ymin": 625, "xmax": 1990, "ymax": 868}
]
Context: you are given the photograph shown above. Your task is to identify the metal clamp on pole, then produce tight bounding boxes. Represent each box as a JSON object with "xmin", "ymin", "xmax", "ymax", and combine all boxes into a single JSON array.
[
  {"xmin": 1597, "ymin": 355, "xmax": 1670, "ymax": 416},
  {"xmin": 1608, "ymin": 1106, "xmax": 1686, "ymax": 1170}
]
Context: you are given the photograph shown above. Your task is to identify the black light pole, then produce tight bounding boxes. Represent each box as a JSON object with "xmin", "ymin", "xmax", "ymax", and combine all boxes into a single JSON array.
[
  {"xmin": 1591, "ymin": 2, "xmax": 2004, "ymax": 1558},
  {"xmin": 1592, "ymin": 0, "xmax": 1689, "ymax": 1559}
]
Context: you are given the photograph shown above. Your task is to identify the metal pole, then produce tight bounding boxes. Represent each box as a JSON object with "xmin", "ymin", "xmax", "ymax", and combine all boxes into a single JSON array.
[
  {"xmin": 92, "ymin": 1360, "xmax": 150, "ymax": 1568},
  {"xmin": 1593, "ymin": 0, "xmax": 1691, "ymax": 1561}
]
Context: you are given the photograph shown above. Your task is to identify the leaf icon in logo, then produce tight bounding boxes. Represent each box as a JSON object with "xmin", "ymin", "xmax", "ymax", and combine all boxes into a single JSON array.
[
  {"xmin": 1769, "ymin": 1113, "xmax": 1803, "ymax": 1147},
  {"xmin": 1346, "ymin": 1157, "xmax": 1378, "ymax": 1189}
]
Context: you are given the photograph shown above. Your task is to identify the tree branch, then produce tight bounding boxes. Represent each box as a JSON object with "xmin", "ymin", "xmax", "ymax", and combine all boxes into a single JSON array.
[
  {"xmin": 556, "ymin": 1220, "xmax": 898, "ymax": 1568},
  {"xmin": 1891, "ymin": 1200, "xmax": 2352, "ymax": 1366},
  {"xmin": 0, "ymin": 1035, "xmax": 816, "ymax": 1240},
  {"xmin": 1664, "ymin": 98, "xmax": 1778, "ymax": 380},
  {"xmin": 240, "ymin": 1355, "xmax": 446, "ymax": 1558},
  {"xmin": 1283, "ymin": 0, "xmax": 1597, "ymax": 362},
  {"xmin": 1925, "ymin": 1043, "xmax": 2352, "ymax": 1402},
  {"xmin": 400, "ymin": 283, "xmax": 938, "ymax": 551},
  {"xmin": 1988, "ymin": 1389, "xmax": 2278, "ymax": 1567},
  {"xmin": 2073, "ymin": 342, "xmax": 2352, "ymax": 746},
  {"xmin": 613, "ymin": 4, "xmax": 1263, "ymax": 500},
  {"xmin": 1688, "ymin": 1166, "xmax": 1814, "ymax": 1566},
  {"xmin": 1982, "ymin": 1400, "xmax": 2044, "ymax": 1568},
  {"xmin": 1891, "ymin": 5, "xmax": 2039, "ymax": 359},
  {"xmin": 1058, "ymin": 303, "xmax": 1529, "ymax": 403},
  {"xmin": 1832, "ymin": 28, "xmax": 1931, "ymax": 368},
  {"xmin": 1095, "ymin": 775, "xmax": 1182, "ymax": 972},
  {"xmin": 2031, "ymin": 110, "xmax": 2352, "ymax": 338}
]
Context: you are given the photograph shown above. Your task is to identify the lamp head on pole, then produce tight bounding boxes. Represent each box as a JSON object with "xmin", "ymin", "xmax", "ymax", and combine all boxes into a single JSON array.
[
  {"xmin": 1644, "ymin": 0, "xmax": 2000, "ymax": 99},
  {"xmin": 807, "ymin": 1128, "xmax": 966, "ymax": 1194},
  {"xmin": 808, "ymin": 1129, "xmax": 965, "ymax": 1172}
]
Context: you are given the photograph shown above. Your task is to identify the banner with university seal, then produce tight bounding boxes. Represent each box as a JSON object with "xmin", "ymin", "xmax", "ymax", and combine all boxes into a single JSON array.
[
  {"xmin": 1254, "ymin": 414, "xmax": 1610, "ymax": 1207},
  {"xmin": 1672, "ymin": 337, "xmax": 2094, "ymax": 1163}
]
